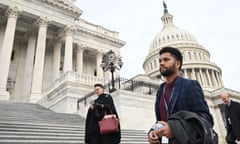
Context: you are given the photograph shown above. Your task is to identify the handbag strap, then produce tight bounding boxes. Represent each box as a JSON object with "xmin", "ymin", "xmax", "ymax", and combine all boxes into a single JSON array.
[{"xmin": 104, "ymin": 105, "xmax": 113, "ymax": 115}]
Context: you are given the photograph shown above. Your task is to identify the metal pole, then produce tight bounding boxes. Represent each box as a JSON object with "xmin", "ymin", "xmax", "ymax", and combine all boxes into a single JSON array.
[{"xmin": 110, "ymin": 65, "xmax": 115, "ymax": 92}]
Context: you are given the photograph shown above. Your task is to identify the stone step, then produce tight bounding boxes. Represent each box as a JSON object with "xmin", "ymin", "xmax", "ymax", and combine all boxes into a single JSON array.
[
  {"xmin": 0, "ymin": 100, "xmax": 149, "ymax": 144},
  {"xmin": 0, "ymin": 121, "xmax": 82, "ymax": 129},
  {"xmin": 0, "ymin": 140, "xmax": 82, "ymax": 144}
]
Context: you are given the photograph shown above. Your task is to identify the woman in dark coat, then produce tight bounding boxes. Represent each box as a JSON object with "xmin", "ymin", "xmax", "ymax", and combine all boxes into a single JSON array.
[{"xmin": 85, "ymin": 83, "xmax": 121, "ymax": 144}]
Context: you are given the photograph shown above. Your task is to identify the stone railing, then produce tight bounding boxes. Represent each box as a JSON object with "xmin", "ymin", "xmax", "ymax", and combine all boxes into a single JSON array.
[
  {"xmin": 77, "ymin": 77, "xmax": 160, "ymax": 107},
  {"xmin": 43, "ymin": 71, "xmax": 106, "ymax": 95}
]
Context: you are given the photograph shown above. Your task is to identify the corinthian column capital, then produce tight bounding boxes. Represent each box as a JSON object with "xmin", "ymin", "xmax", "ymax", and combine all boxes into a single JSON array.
[
  {"xmin": 51, "ymin": 37, "xmax": 61, "ymax": 45},
  {"xmin": 64, "ymin": 25, "xmax": 75, "ymax": 36},
  {"xmin": 77, "ymin": 43, "xmax": 87, "ymax": 49},
  {"xmin": 35, "ymin": 16, "xmax": 49, "ymax": 27},
  {"xmin": 5, "ymin": 6, "xmax": 19, "ymax": 18}
]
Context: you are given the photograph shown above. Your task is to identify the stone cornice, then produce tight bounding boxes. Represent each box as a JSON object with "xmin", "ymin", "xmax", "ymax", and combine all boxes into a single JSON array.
[
  {"xmin": 76, "ymin": 26, "xmax": 126, "ymax": 47},
  {"xmin": 182, "ymin": 61, "xmax": 221, "ymax": 70},
  {"xmin": 35, "ymin": 0, "xmax": 82, "ymax": 18}
]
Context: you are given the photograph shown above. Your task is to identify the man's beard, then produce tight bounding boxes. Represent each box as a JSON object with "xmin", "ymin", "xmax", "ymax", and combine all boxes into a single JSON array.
[{"xmin": 160, "ymin": 69, "xmax": 174, "ymax": 77}]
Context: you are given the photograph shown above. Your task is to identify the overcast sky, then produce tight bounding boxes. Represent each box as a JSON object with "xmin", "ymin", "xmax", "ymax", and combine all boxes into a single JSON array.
[{"xmin": 76, "ymin": 0, "xmax": 240, "ymax": 91}]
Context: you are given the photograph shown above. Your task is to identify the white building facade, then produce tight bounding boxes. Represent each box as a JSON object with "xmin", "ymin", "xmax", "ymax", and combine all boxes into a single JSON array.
[
  {"xmin": 0, "ymin": 0, "xmax": 125, "ymax": 102},
  {"xmin": 0, "ymin": 0, "xmax": 240, "ymax": 143}
]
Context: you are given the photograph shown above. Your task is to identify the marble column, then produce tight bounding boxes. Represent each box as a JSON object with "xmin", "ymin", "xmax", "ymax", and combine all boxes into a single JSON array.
[
  {"xmin": 199, "ymin": 68, "xmax": 206, "ymax": 86},
  {"xmin": 21, "ymin": 30, "xmax": 37, "ymax": 102},
  {"xmin": 191, "ymin": 68, "xmax": 196, "ymax": 80},
  {"xmin": 76, "ymin": 44, "xmax": 84, "ymax": 74},
  {"xmin": 30, "ymin": 17, "xmax": 49, "ymax": 103},
  {"xmin": 52, "ymin": 39, "xmax": 62, "ymax": 81},
  {"xmin": 211, "ymin": 70, "xmax": 217, "ymax": 87},
  {"xmin": 63, "ymin": 26, "xmax": 74, "ymax": 73},
  {"xmin": 0, "ymin": 7, "xmax": 18, "ymax": 100},
  {"xmin": 0, "ymin": 18, "xmax": 6, "ymax": 56},
  {"xmin": 13, "ymin": 41, "xmax": 26, "ymax": 102},
  {"xmin": 196, "ymin": 70, "xmax": 202, "ymax": 84},
  {"xmin": 206, "ymin": 69, "xmax": 213, "ymax": 87},
  {"xmin": 218, "ymin": 72, "xmax": 224, "ymax": 87},
  {"xmin": 96, "ymin": 50, "xmax": 103, "ymax": 78}
]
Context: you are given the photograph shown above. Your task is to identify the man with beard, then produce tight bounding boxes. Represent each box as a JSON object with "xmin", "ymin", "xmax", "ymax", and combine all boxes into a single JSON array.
[{"xmin": 148, "ymin": 47, "xmax": 214, "ymax": 144}]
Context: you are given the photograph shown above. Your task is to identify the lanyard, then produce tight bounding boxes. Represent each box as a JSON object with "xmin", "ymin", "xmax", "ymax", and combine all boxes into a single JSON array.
[{"xmin": 162, "ymin": 84, "xmax": 175, "ymax": 117}]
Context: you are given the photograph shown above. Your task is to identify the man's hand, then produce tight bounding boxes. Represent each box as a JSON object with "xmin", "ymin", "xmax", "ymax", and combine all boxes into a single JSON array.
[
  {"xmin": 156, "ymin": 121, "xmax": 174, "ymax": 139},
  {"xmin": 148, "ymin": 130, "xmax": 160, "ymax": 144},
  {"xmin": 89, "ymin": 104, "xmax": 94, "ymax": 110}
]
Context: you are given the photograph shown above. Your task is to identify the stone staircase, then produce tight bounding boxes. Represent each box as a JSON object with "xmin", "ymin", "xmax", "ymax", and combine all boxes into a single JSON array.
[{"xmin": 0, "ymin": 100, "xmax": 148, "ymax": 144}]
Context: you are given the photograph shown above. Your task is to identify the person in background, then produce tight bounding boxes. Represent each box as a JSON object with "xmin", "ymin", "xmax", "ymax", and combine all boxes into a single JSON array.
[
  {"xmin": 148, "ymin": 46, "xmax": 214, "ymax": 144},
  {"xmin": 85, "ymin": 83, "xmax": 121, "ymax": 144},
  {"xmin": 221, "ymin": 92, "xmax": 240, "ymax": 144}
]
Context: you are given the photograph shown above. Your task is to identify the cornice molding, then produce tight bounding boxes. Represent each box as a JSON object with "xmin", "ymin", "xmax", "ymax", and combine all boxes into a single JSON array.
[
  {"xmin": 76, "ymin": 26, "xmax": 126, "ymax": 47},
  {"xmin": 35, "ymin": 0, "xmax": 82, "ymax": 18}
]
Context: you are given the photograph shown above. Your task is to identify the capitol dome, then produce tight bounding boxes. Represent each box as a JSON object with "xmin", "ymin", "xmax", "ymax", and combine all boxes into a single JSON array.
[
  {"xmin": 149, "ymin": 12, "xmax": 198, "ymax": 53},
  {"xmin": 143, "ymin": 2, "xmax": 223, "ymax": 90}
]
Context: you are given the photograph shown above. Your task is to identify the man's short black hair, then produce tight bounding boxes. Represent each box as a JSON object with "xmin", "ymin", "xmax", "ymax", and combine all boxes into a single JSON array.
[
  {"xmin": 94, "ymin": 83, "xmax": 104, "ymax": 89},
  {"xmin": 159, "ymin": 46, "xmax": 183, "ymax": 70}
]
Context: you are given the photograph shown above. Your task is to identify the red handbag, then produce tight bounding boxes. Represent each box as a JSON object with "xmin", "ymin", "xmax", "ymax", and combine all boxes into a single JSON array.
[{"xmin": 98, "ymin": 107, "xmax": 119, "ymax": 134}]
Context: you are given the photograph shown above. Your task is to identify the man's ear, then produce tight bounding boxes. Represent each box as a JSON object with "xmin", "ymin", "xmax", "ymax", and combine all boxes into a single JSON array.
[{"xmin": 176, "ymin": 60, "xmax": 181, "ymax": 69}]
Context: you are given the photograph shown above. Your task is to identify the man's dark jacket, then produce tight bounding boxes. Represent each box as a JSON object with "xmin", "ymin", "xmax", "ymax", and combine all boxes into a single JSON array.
[
  {"xmin": 85, "ymin": 93, "xmax": 121, "ymax": 144},
  {"xmin": 225, "ymin": 100, "xmax": 240, "ymax": 139},
  {"xmin": 154, "ymin": 76, "xmax": 214, "ymax": 143},
  {"xmin": 168, "ymin": 111, "xmax": 218, "ymax": 144}
]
